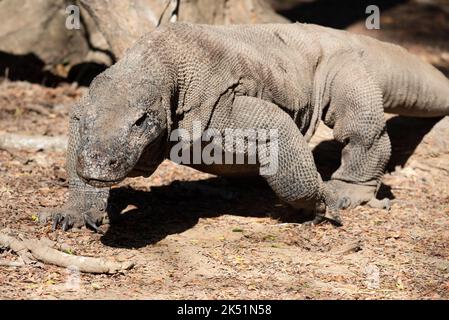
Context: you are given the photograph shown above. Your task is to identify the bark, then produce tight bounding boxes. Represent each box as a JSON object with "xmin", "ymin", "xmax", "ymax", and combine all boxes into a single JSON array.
[
  {"xmin": 0, "ymin": 0, "xmax": 85, "ymax": 66},
  {"xmin": 0, "ymin": 0, "xmax": 112, "ymax": 76}
]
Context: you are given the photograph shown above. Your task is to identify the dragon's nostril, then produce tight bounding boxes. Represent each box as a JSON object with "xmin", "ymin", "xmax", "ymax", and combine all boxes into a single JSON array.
[
  {"xmin": 91, "ymin": 152, "xmax": 101, "ymax": 160},
  {"xmin": 109, "ymin": 159, "xmax": 118, "ymax": 167}
]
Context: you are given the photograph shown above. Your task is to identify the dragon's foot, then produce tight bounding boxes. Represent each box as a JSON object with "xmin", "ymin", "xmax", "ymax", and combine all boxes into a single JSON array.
[
  {"xmin": 38, "ymin": 206, "xmax": 108, "ymax": 233},
  {"xmin": 302, "ymin": 211, "xmax": 343, "ymax": 227},
  {"xmin": 289, "ymin": 198, "xmax": 343, "ymax": 227},
  {"xmin": 325, "ymin": 180, "xmax": 390, "ymax": 210}
]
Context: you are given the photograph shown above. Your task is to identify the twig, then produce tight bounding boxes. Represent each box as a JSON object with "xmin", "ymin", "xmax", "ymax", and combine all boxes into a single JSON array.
[
  {"xmin": 24, "ymin": 104, "xmax": 51, "ymax": 116},
  {"xmin": 0, "ymin": 146, "xmax": 27, "ymax": 163},
  {"xmin": 391, "ymin": 186, "xmax": 416, "ymax": 191},
  {"xmin": 331, "ymin": 240, "xmax": 363, "ymax": 255},
  {"xmin": 157, "ymin": 0, "xmax": 179, "ymax": 26},
  {"xmin": 0, "ymin": 232, "xmax": 134, "ymax": 274},
  {"xmin": 421, "ymin": 163, "xmax": 449, "ymax": 174},
  {"xmin": 274, "ymin": 223, "xmax": 303, "ymax": 227}
]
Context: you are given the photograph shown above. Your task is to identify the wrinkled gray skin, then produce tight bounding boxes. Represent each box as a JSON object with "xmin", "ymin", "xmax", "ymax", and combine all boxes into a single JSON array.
[{"xmin": 39, "ymin": 23, "xmax": 449, "ymax": 231}]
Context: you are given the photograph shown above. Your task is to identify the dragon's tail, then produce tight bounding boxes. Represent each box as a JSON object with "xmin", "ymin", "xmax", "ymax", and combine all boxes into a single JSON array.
[{"xmin": 361, "ymin": 36, "xmax": 449, "ymax": 117}]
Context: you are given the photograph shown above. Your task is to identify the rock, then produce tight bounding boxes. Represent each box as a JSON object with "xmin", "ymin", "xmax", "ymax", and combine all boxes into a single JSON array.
[
  {"xmin": 0, "ymin": 0, "xmax": 87, "ymax": 66},
  {"xmin": 0, "ymin": 0, "xmax": 112, "ymax": 76},
  {"xmin": 415, "ymin": 117, "xmax": 449, "ymax": 156},
  {"xmin": 435, "ymin": 259, "xmax": 449, "ymax": 272}
]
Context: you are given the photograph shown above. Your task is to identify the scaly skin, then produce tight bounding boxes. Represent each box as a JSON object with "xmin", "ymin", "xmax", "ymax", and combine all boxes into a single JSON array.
[{"xmin": 39, "ymin": 23, "xmax": 449, "ymax": 231}]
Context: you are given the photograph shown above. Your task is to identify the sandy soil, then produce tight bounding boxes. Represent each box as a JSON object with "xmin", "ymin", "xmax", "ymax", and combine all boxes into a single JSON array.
[{"xmin": 0, "ymin": 1, "xmax": 448, "ymax": 300}]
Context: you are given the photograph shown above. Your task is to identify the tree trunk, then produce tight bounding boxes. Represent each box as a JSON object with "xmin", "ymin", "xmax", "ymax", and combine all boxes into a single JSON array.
[{"xmin": 80, "ymin": 0, "xmax": 288, "ymax": 59}]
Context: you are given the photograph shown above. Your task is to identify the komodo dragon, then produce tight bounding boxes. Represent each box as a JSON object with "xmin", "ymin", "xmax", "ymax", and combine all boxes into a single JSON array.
[{"xmin": 39, "ymin": 23, "xmax": 449, "ymax": 231}]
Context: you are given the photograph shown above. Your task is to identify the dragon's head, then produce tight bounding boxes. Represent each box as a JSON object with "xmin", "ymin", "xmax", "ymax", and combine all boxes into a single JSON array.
[{"xmin": 75, "ymin": 50, "xmax": 169, "ymax": 187}]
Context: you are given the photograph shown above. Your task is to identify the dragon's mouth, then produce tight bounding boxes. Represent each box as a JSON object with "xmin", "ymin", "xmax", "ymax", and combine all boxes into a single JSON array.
[{"xmin": 76, "ymin": 138, "xmax": 162, "ymax": 188}]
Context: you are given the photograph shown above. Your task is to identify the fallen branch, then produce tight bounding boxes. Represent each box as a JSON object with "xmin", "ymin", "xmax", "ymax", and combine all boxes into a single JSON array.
[
  {"xmin": 0, "ymin": 232, "xmax": 35, "ymax": 264},
  {"xmin": 0, "ymin": 132, "xmax": 67, "ymax": 152},
  {"xmin": 0, "ymin": 259, "xmax": 26, "ymax": 267},
  {"xmin": 0, "ymin": 232, "xmax": 134, "ymax": 274}
]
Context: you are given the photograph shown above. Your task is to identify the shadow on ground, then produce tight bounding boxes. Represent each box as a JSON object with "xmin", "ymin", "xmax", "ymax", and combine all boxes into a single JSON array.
[
  {"xmin": 312, "ymin": 116, "xmax": 442, "ymax": 178},
  {"xmin": 278, "ymin": 0, "xmax": 408, "ymax": 29},
  {"xmin": 0, "ymin": 51, "xmax": 108, "ymax": 87},
  {"xmin": 101, "ymin": 176, "xmax": 308, "ymax": 248},
  {"xmin": 0, "ymin": 51, "xmax": 65, "ymax": 87}
]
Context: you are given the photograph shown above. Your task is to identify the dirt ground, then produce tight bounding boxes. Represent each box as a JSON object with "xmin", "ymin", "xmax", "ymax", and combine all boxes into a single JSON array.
[{"xmin": 1, "ymin": 2, "xmax": 449, "ymax": 300}]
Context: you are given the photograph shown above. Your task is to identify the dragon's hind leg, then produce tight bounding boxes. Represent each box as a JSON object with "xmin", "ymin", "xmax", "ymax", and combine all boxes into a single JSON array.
[{"xmin": 322, "ymin": 58, "xmax": 391, "ymax": 209}]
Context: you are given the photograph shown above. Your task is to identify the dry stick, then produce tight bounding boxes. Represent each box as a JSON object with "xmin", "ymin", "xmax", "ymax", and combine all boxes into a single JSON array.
[
  {"xmin": 0, "ymin": 259, "xmax": 25, "ymax": 267},
  {"xmin": 25, "ymin": 104, "xmax": 51, "ymax": 116},
  {"xmin": 0, "ymin": 233, "xmax": 35, "ymax": 264},
  {"xmin": 0, "ymin": 233, "xmax": 134, "ymax": 274},
  {"xmin": 0, "ymin": 146, "xmax": 27, "ymax": 162},
  {"xmin": 0, "ymin": 132, "xmax": 67, "ymax": 152},
  {"xmin": 331, "ymin": 240, "xmax": 363, "ymax": 255}
]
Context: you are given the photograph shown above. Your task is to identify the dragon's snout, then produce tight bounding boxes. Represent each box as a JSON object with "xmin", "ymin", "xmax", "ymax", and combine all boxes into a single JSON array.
[{"xmin": 76, "ymin": 145, "xmax": 128, "ymax": 186}]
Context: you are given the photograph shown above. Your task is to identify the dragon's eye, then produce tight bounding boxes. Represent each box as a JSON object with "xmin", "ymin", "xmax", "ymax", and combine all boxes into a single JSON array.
[{"xmin": 134, "ymin": 113, "xmax": 148, "ymax": 127}]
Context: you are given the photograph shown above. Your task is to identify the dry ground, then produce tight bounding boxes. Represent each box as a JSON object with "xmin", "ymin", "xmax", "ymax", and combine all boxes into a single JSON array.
[
  {"xmin": 1, "ymin": 83, "xmax": 448, "ymax": 300},
  {"xmin": 1, "ymin": 1, "xmax": 449, "ymax": 300}
]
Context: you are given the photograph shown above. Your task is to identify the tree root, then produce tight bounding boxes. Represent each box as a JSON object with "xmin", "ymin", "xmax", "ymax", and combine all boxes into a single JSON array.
[
  {"xmin": 0, "ymin": 232, "xmax": 134, "ymax": 274},
  {"xmin": 0, "ymin": 132, "xmax": 67, "ymax": 152}
]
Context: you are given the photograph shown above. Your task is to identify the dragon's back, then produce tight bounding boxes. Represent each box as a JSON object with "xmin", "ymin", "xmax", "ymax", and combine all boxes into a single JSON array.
[
  {"xmin": 151, "ymin": 22, "xmax": 449, "ymax": 117},
  {"xmin": 154, "ymin": 23, "xmax": 325, "ymax": 111}
]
